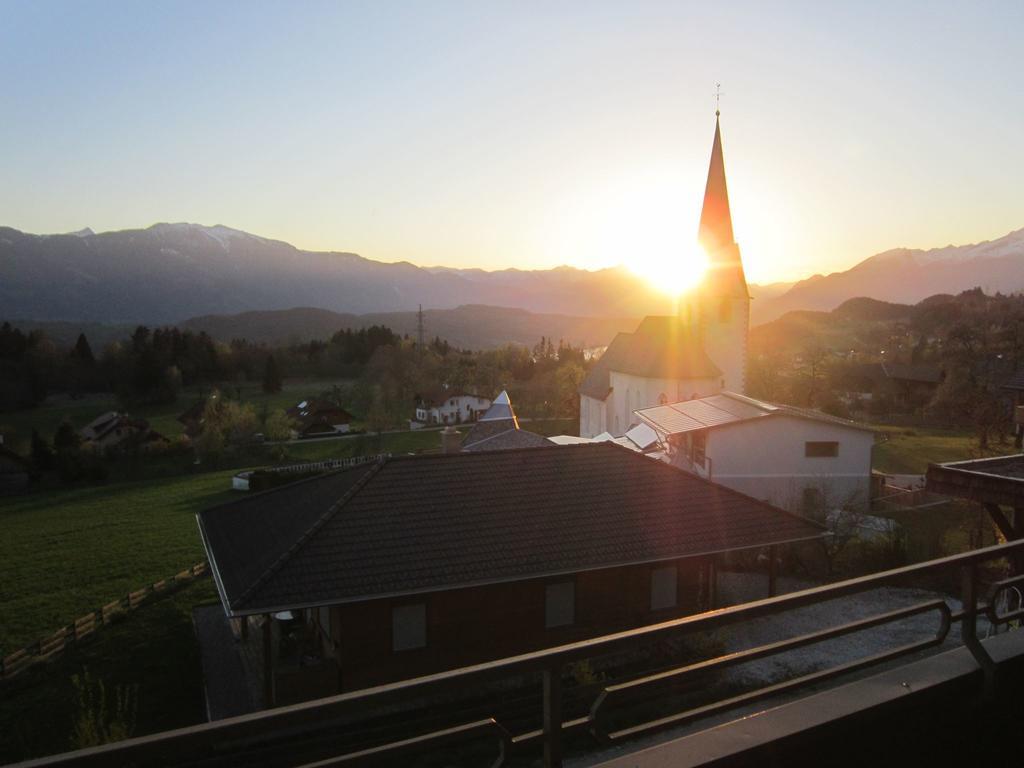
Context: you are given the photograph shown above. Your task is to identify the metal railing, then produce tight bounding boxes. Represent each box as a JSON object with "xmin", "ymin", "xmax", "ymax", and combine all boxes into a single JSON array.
[{"xmin": 16, "ymin": 539, "xmax": 1024, "ymax": 768}]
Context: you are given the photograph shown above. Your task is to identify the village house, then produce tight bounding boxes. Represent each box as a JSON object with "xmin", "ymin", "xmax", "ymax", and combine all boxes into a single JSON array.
[
  {"xmin": 635, "ymin": 391, "xmax": 876, "ymax": 517},
  {"xmin": 79, "ymin": 411, "xmax": 168, "ymax": 452},
  {"xmin": 414, "ymin": 391, "xmax": 491, "ymax": 426},
  {"xmin": 286, "ymin": 399, "xmax": 354, "ymax": 438},
  {"xmin": 197, "ymin": 443, "xmax": 823, "ymax": 705},
  {"xmin": 838, "ymin": 361, "xmax": 944, "ymax": 413},
  {"xmin": 579, "ymin": 113, "xmax": 749, "ymax": 438}
]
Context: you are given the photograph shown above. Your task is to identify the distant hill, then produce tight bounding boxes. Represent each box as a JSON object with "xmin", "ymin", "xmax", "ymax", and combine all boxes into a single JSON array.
[
  {"xmin": 6, "ymin": 221, "xmax": 1020, "ymax": 329},
  {"xmin": 180, "ymin": 304, "xmax": 639, "ymax": 350},
  {"xmin": 0, "ymin": 223, "xmax": 681, "ymax": 324},
  {"xmin": 753, "ymin": 228, "xmax": 1024, "ymax": 323},
  {"xmin": 0, "ymin": 221, "xmax": 789, "ymax": 326}
]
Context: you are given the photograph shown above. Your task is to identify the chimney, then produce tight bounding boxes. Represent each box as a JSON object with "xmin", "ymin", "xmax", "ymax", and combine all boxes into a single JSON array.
[{"xmin": 440, "ymin": 425, "xmax": 462, "ymax": 454}]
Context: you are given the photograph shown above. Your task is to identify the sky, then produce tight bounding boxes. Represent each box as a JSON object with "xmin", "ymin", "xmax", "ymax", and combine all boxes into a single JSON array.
[{"xmin": 1, "ymin": 1, "xmax": 1022, "ymax": 285}]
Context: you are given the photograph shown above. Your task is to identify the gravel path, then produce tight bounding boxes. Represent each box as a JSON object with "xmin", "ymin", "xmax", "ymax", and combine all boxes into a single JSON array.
[{"xmin": 715, "ymin": 571, "xmax": 977, "ymax": 687}]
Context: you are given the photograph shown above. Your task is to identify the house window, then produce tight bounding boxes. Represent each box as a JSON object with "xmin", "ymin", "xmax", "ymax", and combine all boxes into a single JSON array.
[
  {"xmin": 658, "ymin": 392, "xmax": 668, "ymax": 405},
  {"xmin": 692, "ymin": 431, "xmax": 707, "ymax": 466},
  {"xmin": 392, "ymin": 603, "xmax": 426, "ymax": 651},
  {"xmin": 805, "ymin": 441, "xmax": 839, "ymax": 458},
  {"xmin": 650, "ymin": 565, "xmax": 678, "ymax": 610},
  {"xmin": 545, "ymin": 581, "xmax": 575, "ymax": 628}
]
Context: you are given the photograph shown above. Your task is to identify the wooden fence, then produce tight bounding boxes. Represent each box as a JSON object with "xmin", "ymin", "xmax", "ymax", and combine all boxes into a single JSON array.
[{"xmin": 0, "ymin": 561, "xmax": 208, "ymax": 681}]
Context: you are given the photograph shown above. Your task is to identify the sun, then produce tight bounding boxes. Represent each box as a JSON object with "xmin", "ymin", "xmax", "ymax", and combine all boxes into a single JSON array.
[{"xmin": 629, "ymin": 246, "xmax": 710, "ymax": 297}]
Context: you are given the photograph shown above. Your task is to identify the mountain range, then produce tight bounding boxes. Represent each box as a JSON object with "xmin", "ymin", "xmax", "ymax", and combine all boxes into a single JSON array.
[
  {"xmin": 755, "ymin": 228, "xmax": 1024, "ymax": 323},
  {"xmin": 2, "ymin": 222, "xmax": 1022, "ymax": 331}
]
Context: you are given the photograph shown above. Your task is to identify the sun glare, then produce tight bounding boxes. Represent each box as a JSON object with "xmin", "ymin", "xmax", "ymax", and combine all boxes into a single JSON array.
[{"xmin": 630, "ymin": 246, "xmax": 710, "ymax": 297}]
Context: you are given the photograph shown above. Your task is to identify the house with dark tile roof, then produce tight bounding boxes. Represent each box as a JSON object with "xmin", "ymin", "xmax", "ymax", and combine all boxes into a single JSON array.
[
  {"xmin": 286, "ymin": 399, "xmax": 355, "ymax": 437},
  {"xmin": 197, "ymin": 443, "xmax": 824, "ymax": 703}
]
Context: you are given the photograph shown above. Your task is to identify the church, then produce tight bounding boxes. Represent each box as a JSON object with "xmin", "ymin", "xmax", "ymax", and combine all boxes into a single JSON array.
[{"xmin": 579, "ymin": 112, "xmax": 750, "ymax": 438}]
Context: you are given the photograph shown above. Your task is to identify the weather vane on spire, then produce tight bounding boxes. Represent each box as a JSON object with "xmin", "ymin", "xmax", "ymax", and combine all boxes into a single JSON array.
[{"xmin": 714, "ymin": 83, "xmax": 723, "ymax": 116}]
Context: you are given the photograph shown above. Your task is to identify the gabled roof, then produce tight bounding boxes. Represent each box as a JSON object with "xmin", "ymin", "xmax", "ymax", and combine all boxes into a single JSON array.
[
  {"xmin": 578, "ymin": 319, "xmax": 721, "ymax": 402},
  {"xmin": 880, "ymin": 362, "xmax": 943, "ymax": 385},
  {"xmin": 198, "ymin": 443, "xmax": 824, "ymax": 615},
  {"xmin": 636, "ymin": 391, "xmax": 876, "ymax": 437},
  {"xmin": 286, "ymin": 399, "xmax": 354, "ymax": 430}
]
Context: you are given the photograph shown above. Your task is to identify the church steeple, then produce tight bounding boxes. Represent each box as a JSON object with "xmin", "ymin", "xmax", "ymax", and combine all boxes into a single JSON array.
[
  {"xmin": 697, "ymin": 112, "xmax": 747, "ymax": 299},
  {"xmin": 698, "ymin": 113, "xmax": 735, "ymax": 254}
]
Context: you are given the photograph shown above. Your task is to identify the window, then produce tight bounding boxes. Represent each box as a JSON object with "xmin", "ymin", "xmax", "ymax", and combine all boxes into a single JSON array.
[
  {"xmin": 692, "ymin": 431, "xmax": 707, "ymax": 466},
  {"xmin": 658, "ymin": 392, "xmax": 668, "ymax": 405},
  {"xmin": 650, "ymin": 565, "xmax": 678, "ymax": 610},
  {"xmin": 805, "ymin": 441, "xmax": 839, "ymax": 458},
  {"xmin": 545, "ymin": 581, "xmax": 575, "ymax": 628},
  {"xmin": 392, "ymin": 603, "xmax": 426, "ymax": 651}
]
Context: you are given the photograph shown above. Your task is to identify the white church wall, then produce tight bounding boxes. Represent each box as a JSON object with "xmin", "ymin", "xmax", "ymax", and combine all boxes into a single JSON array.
[
  {"xmin": 696, "ymin": 300, "xmax": 749, "ymax": 394},
  {"xmin": 608, "ymin": 372, "xmax": 720, "ymax": 436},
  {"xmin": 579, "ymin": 395, "xmax": 608, "ymax": 439},
  {"xmin": 703, "ymin": 415, "xmax": 874, "ymax": 516}
]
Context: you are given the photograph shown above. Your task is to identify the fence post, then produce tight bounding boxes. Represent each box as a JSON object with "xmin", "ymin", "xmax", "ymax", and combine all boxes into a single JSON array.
[
  {"xmin": 961, "ymin": 563, "xmax": 996, "ymax": 699},
  {"xmin": 542, "ymin": 663, "xmax": 563, "ymax": 768}
]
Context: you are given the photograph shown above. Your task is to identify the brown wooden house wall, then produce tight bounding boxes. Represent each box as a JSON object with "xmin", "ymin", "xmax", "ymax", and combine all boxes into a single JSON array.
[{"xmin": 325, "ymin": 556, "xmax": 711, "ymax": 691}]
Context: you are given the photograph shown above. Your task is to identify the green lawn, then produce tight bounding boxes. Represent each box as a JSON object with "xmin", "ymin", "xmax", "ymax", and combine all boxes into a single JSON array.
[
  {"xmin": 0, "ymin": 577, "xmax": 216, "ymax": 764},
  {"xmin": 0, "ymin": 471, "xmax": 236, "ymax": 653},
  {"xmin": 871, "ymin": 424, "xmax": 1008, "ymax": 474}
]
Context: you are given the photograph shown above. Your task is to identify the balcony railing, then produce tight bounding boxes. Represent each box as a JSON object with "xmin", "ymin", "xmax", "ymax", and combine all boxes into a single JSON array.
[{"xmin": 15, "ymin": 539, "xmax": 1024, "ymax": 768}]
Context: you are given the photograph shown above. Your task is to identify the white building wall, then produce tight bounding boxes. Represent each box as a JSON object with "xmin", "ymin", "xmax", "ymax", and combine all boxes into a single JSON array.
[
  {"xmin": 608, "ymin": 372, "xmax": 721, "ymax": 436},
  {"xmin": 678, "ymin": 415, "xmax": 874, "ymax": 516},
  {"xmin": 424, "ymin": 395, "xmax": 492, "ymax": 425},
  {"xmin": 579, "ymin": 395, "xmax": 608, "ymax": 439}
]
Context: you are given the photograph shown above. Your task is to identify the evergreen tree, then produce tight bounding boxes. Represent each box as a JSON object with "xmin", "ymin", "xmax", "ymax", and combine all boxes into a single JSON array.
[
  {"xmin": 262, "ymin": 354, "xmax": 283, "ymax": 394},
  {"xmin": 72, "ymin": 333, "xmax": 95, "ymax": 366}
]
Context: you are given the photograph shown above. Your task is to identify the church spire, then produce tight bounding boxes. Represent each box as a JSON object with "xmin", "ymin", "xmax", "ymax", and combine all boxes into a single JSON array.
[
  {"xmin": 697, "ymin": 113, "xmax": 735, "ymax": 254},
  {"xmin": 697, "ymin": 111, "xmax": 747, "ymax": 298}
]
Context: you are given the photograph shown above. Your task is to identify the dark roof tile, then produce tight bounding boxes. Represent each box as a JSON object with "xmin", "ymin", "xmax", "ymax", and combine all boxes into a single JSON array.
[{"xmin": 199, "ymin": 444, "xmax": 823, "ymax": 614}]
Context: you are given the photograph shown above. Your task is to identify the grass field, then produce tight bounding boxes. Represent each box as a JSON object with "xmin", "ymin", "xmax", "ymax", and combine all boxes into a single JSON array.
[
  {"xmin": 0, "ymin": 471, "xmax": 235, "ymax": 653},
  {"xmin": 870, "ymin": 424, "xmax": 1007, "ymax": 475},
  {"xmin": 0, "ymin": 578, "xmax": 216, "ymax": 764},
  {"xmin": 0, "ymin": 416, "xmax": 576, "ymax": 654}
]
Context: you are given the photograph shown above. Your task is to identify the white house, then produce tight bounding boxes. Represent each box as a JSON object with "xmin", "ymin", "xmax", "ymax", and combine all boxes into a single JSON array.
[
  {"xmin": 635, "ymin": 392, "xmax": 876, "ymax": 517},
  {"xmin": 579, "ymin": 111, "xmax": 750, "ymax": 438},
  {"xmin": 414, "ymin": 392, "xmax": 492, "ymax": 426}
]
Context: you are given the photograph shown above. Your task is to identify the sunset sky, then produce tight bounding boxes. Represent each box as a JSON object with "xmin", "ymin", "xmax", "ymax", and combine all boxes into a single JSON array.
[{"xmin": 2, "ymin": 1, "xmax": 1022, "ymax": 285}]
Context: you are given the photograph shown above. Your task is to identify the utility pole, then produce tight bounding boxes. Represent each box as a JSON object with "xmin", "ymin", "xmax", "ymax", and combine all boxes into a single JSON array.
[{"xmin": 416, "ymin": 304, "xmax": 425, "ymax": 354}]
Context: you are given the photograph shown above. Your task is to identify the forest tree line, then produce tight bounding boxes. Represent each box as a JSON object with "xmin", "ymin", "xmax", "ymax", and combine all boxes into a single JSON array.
[{"xmin": 0, "ymin": 321, "xmax": 589, "ymax": 426}]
